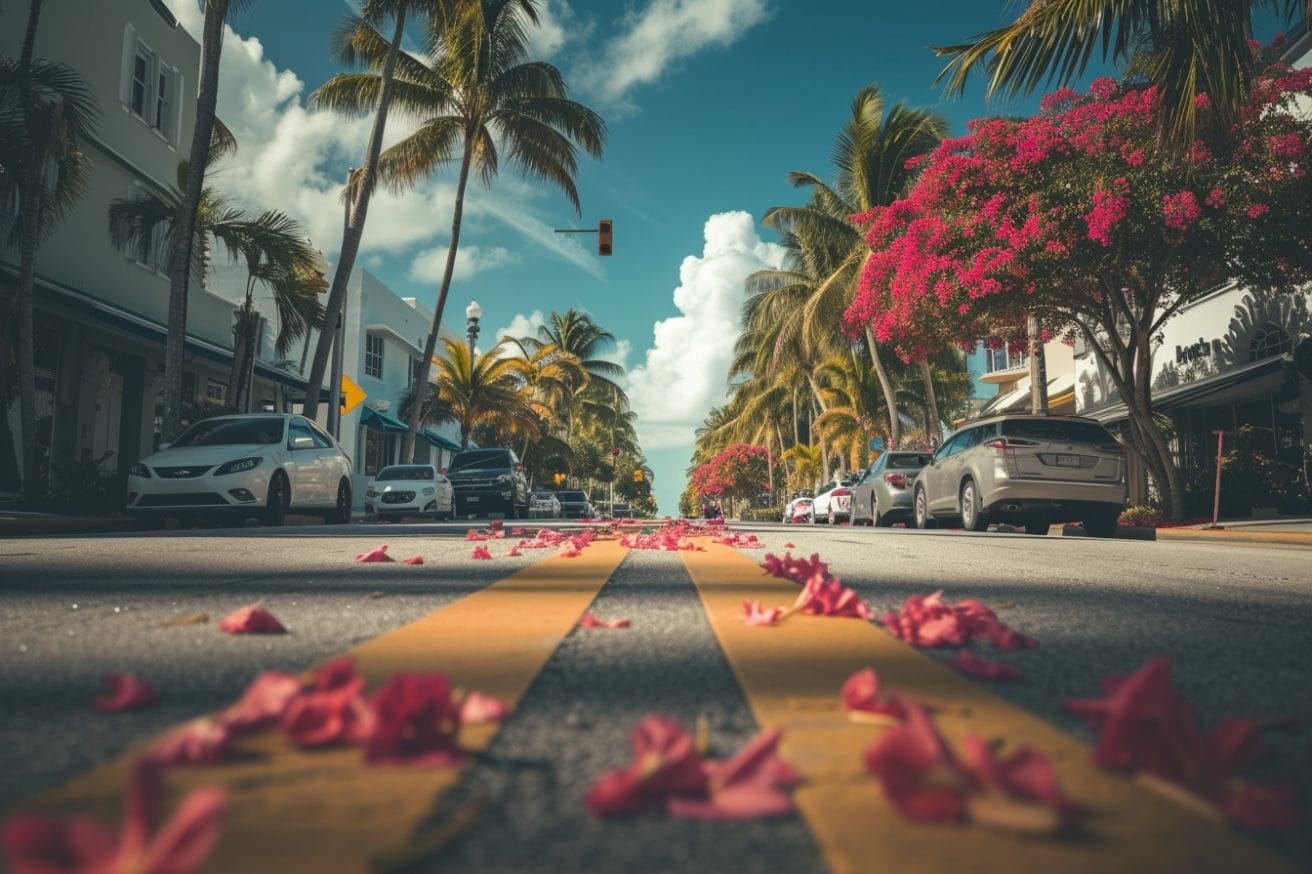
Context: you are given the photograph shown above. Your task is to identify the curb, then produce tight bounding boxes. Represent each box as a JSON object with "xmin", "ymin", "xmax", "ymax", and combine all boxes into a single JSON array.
[
  {"xmin": 0, "ymin": 516, "xmax": 131, "ymax": 537},
  {"xmin": 1057, "ymin": 523, "xmax": 1157, "ymax": 541},
  {"xmin": 1155, "ymin": 527, "xmax": 1312, "ymax": 547}
]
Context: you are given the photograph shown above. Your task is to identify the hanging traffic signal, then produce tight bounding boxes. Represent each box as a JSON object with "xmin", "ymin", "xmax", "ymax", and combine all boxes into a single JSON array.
[
  {"xmin": 597, "ymin": 219, "xmax": 613, "ymax": 256},
  {"xmin": 633, "ymin": 469, "xmax": 643, "ymax": 482},
  {"xmin": 553, "ymin": 471, "xmax": 566, "ymax": 486}
]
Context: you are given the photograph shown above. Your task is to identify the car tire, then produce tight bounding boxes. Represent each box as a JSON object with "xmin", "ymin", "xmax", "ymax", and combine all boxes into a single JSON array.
[
  {"xmin": 872, "ymin": 500, "xmax": 886, "ymax": 527},
  {"xmin": 914, "ymin": 486, "xmax": 936, "ymax": 529},
  {"xmin": 1084, "ymin": 513, "xmax": 1118, "ymax": 538},
  {"xmin": 325, "ymin": 478, "xmax": 351, "ymax": 524},
  {"xmin": 262, "ymin": 472, "xmax": 289, "ymax": 527},
  {"xmin": 1021, "ymin": 515, "xmax": 1050, "ymax": 536},
  {"xmin": 960, "ymin": 479, "xmax": 989, "ymax": 532}
]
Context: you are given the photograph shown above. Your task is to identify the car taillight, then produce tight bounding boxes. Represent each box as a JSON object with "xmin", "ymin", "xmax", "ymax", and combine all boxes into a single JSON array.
[
  {"xmin": 987, "ymin": 439, "xmax": 1021, "ymax": 476},
  {"xmin": 832, "ymin": 489, "xmax": 852, "ymax": 497},
  {"xmin": 1097, "ymin": 442, "xmax": 1125, "ymax": 454},
  {"xmin": 883, "ymin": 473, "xmax": 908, "ymax": 489}
]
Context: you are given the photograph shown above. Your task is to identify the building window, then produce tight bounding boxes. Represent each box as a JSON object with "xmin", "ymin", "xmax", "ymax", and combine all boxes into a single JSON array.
[
  {"xmin": 986, "ymin": 346, "xmax": 1028, "ymax": 374},
  {"xmin": 205, "ymin": 379, "xmax": 226, "ymax": 402},
  {"xmin": 130, "ymin": 47, "xmax": 151, "ymax": 118},
  {"xmin": 365, "ymin": 334, "xmax": 384, "ymax": 379},
  {"xmin": 120, "ymin": 25, "xmax": 181, "ymax": 145},
  {"xmin": 1249, "ymin": 323, "xmax": 1292, "ymax": 362}
]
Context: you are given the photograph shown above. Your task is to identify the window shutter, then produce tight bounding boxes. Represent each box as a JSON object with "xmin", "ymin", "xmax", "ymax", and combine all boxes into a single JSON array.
[
  {"xmin": 119, "ymin": 23, "xmax": 137, "ymax": 106},
  {"xmin": 170, "ymin": 66, "xmax": 183, "ymax": 144}
]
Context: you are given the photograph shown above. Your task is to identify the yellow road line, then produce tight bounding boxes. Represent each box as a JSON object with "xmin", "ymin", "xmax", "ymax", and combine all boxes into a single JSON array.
[
  {"xmin": 680, "ymin": 542, "xmax": 1295, "ymax": 874},
  {"xmin": 21, "ymin": 540, "xmax": 629, "ymax": 873}
]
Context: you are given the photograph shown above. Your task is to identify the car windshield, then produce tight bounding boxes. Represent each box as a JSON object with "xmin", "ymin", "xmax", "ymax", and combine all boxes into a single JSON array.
[
  {"xmin": 532, "ymin": 491, "xmax": 554, "ymax": 499},
  {"xmin": 887, "ymin": 453, "xmax": 932, "ymax": 469},
  {"xmin": 794, "ymin": 498, "xmax": 813, "ymax": 506},
  {"xmin": 376, "ymin": 466, "xmax": 434, "ymax": 481},
  {"xmin": 172, "ymin": 417, "xmax": 283, "ymax": 447},
  {"xmin": 449, "ymin": 450, "xmax": 511, "ymax": 472},
  {"xmin": 1001, "ymin": 419, "xmax": 1115, "ymax": 445},
  {"xmin": 558, "ymin": 491, "xmax": 587, "ymax": 501}
]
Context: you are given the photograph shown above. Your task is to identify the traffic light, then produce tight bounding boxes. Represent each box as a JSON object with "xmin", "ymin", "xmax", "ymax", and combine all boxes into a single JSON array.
[
  {"xmin": 553, "ymin": 471, "xmax": 566, "ymax": 486},
  {"xmin": 633, "ymin": 469, "xmax": 643, "ymax": 482},
  {"xmin": 597, "ymin": 219, "xmax": 612, "ymax": 256}
]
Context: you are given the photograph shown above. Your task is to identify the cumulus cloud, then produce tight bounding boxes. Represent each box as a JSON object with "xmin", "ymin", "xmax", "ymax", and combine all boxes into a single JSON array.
[
  {"xmin": 578, "ymin": 0, "xmax": 769, "ymax": 109},
  {"xmin": 528, "ymin": 0, "xmax": 580, "ymax": 58},
  {"xmin": 492, "ymin": 310, "xmax": 549, "ymax": 347},
  {"xmin": 624, "ymin": 211, "xmax": 784, "ymax": 450},
  {"xmin": 408, "ymin": 244, "xmax": 519, "ymax": 283}
]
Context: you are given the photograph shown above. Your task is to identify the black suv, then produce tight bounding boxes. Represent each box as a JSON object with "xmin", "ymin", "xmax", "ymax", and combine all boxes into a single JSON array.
[
  {"xmin": 446, "ymin": 448, "xmax": 530, "ymax": 518},
  {"xmin": 556, "ymin": 490, "xmax": 594, "ymax": 518}
]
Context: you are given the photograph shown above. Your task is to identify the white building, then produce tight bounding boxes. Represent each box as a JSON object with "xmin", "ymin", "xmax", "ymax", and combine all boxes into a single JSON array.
[{"xmin": 0, "ymin": 0, "xmax": 308, "ymax": 497}]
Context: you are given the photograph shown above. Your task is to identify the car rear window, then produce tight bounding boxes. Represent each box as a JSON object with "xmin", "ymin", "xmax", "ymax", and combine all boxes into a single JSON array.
[
  {"xmin": 887, "ymin": 453, "xmax": 932, "ymax": 469},
  {"xmin": 172, "ymin": 417, "xmax": 283, "ymax": 447},
  {"xmin": 558, "ymin": 491, "xmax": 587, "ymax": 501},
  {"xmin": 1000, "ymin": 419, "xmax": 1115, "ymax": 445},
  {"xmin": 449, "ymin": 450, "xmax": 511, "ymax": 472},
  {"xmin": 376, "ymin": 466, "xmax": 434, "ymax": 481}
]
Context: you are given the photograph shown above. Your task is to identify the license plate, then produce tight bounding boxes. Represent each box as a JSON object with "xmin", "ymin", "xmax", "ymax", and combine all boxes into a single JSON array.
[
  {"xmin": 465, "ymin": 496, "xmax": 479, "ymax": 503},
  {"xmin": 1056, "ymin": 454, "xmax": 1081, "ymax": 467}
]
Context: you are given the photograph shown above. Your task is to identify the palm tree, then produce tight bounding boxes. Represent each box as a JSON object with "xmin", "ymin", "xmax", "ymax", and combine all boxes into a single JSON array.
[
  {"xmin": 109, "ymin": 164, "xmax": 322, "ymax": 414},
  {"xmin": 813, "ymin": 351, "xmax": 890, "ymax": 472},
  {"xmin": 313, "ymin": 0, "xmax": 606, "ymax": 461},
  {"xmin": 0, "ymin": 0, "xmax": 98, "ymax": 504},
  {"xmin": 498, "ymin": 335, "xmax": 586, "ymax": 424},
  {"xmin": 531, "ymin": 309, "xmax": 628, "ymax": 440},
  {"xmin": 161, "ymin": 0, "xmax": 255, "ymax": 441},
  {"xmin": 763, "ymin": 86, "xmax": 947, "ymax": 449},
  {"xmin": 302, "ymin": 0, "xmax": 430, "ymax": 423},
  {"xmin": 933, "ymin": 0, "xmax": 1311, "ymax": 147},
  {"xmin": 429, "ymin": 337, "xmax": 541, "ymax": 448}
]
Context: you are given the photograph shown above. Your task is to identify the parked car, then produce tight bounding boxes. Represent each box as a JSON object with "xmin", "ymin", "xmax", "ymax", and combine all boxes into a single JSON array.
[
  {"xmin": 611, "ymin": 502, "xmax": 633, "ymax": 518},
  {"xmin": 782, "ymin": 496, "xmax": 814, "ymax": 523},
  {"xmin": 446, "ymin": 448, "xmax": 530, "ymax": 518},
  {"xmin": 851, "ymin": 451, "xmax": 933, "ymax": 527},
  {"xmin": 529, "ymin": 489, "xmax": 562, "ymax": 519},
  {"xmin": 912, "ymin": 414, "xmax": 1127, "ymax": 536},
  {"xmin": 811, "ymin": 477, "xmax": 857, "ymax": 524},
  {"xmin": 126, "ymin": 414, "xmax": 352, "ymax": 526},
  {"xmin": 365, "ymin": 464, "xmax": 453, "ymax": 520},
  {"xmin": 556, "ymin": 489, "xmax": 595, "ymax": 518}
]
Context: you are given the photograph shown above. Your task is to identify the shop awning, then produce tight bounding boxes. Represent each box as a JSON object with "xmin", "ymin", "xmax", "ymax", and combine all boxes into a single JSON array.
[
  {"xmin": 1082, "ymin": 356, "xmax": 1288, "ymax": 424},
  {"xmin": 360, "ymin": 407, "xmax": 408, "ymax": 433},
  {"xmin": 420, "ymin": 427, "xmax": 461, "ymax": 451},
  {"xmin": 980, "ymin": 372, "xmax": 1077, "ymax": 416}
]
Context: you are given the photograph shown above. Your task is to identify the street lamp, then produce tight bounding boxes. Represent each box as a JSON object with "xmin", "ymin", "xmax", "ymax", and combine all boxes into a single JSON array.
[{"xmin": 465, "ymin": 300, "xmax": 482, "ymax": 359}]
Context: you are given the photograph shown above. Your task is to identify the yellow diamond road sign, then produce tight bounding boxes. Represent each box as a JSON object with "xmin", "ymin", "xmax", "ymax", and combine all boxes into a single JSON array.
[{"xmin": 340, "ymin": 374, "xmax": 367, "ymax": 415}]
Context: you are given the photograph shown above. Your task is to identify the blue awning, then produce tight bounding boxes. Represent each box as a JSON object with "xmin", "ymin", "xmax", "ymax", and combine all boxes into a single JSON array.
[
  {"xmin": 420, "ymin": 427, "xmax": 461, "ymax": 451},
  {"xmin": 360, "ymin": 407, "xmax": 408, "ymax": 433}
]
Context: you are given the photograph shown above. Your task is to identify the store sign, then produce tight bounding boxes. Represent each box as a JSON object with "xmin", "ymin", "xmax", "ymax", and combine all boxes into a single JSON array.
[{"xmin": 1175, "ymin": 337, "xmax": 1218, "ymax": 365}]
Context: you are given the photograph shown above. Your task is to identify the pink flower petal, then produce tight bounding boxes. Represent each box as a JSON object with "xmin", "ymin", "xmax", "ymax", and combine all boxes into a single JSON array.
[
  {"xmin": 148, "ymin": 719, "xmax": 232, "ymax": 766},
  {"xmin": 355, "ymin": 544, "xmax": 395, "ymax": 562},
  {"xmin": 471, "ymin": 546, "xmax": 493, "ymax": 560},
  {"xmin": 667, "ymin": 728, "xmax": 798, "ymax": 820},
  {"xmin": 2, "ymin": 815, "xmax": 117, "ymax": 873},
  {"xmin": 403, "ymin": 555, "xmax": 424, "ymax": 565},
  {"xmin": 94, "ymin": 674, "xmax": 158, "ymax": 713},
  {"xmin": 465, "ymin": 529, "xmax": 489, "ymax": 542},
  {"xmin": 741, "ymin": 600, "xmax": 784, "ymax": 627},
  {"xmin": 364, "ymin": 673, "xmax": 466, "ymax": 767},
  {"xmin": 841, "ymin": 668, "xmax": 908, "ymax": 719},
  {"xmin": 579, "ymin": 611, "xmax": 631, "ymax": 629},
  {"xmin": 459, "ymin": 691, "xmax": 511, "ymax": 724},
  {"xmin": 219, "ymin": 672, "xmax": 301, "ymax": 734},
  {"xmin": 508, "ymin": 547, "xmax": 522, "ymax": 557},
  {"xmin": 949, "ymin": 650, "xmax": 1026, "ymax": 682},
  {"xmin": 864, "ymin": 703, "xmax": 971, "ymax": 823},
  {"xmin": 217, "ymin": 605, "xmax": 286, "ymax": 635}
]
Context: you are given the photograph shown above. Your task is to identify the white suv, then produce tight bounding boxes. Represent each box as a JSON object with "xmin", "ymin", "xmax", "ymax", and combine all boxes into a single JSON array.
[{"xmin": 912, "ymin": 415, "xmax": 1127, "ymax": 536}]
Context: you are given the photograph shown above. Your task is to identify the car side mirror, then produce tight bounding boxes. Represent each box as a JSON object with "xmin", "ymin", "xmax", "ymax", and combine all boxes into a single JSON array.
[{"xmin": 291, "ymin": 436, "xmax": 314, "ymax": 449}]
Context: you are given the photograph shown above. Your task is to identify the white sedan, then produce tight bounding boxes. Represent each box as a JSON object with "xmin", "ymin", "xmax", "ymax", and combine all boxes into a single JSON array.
[
  {"xmin": 365, "ymin": 464, "xmax": 455, "ymax": 520},
  {"xmin": 783, "ymin": 496, "xmax": 814, "ymax": 523},
  {"xmin": 126, "ymin": 414, "xmax": 353, "ymax": 526},
  {"xmin": 529, "ymin": 490, "xmax": 562, "ymax": 518}
]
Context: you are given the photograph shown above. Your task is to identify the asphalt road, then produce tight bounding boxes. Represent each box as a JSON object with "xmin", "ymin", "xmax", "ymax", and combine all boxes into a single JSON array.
[{"xmin": 1, "ymin": 521, "xmax": 1309, "ymax": 872}]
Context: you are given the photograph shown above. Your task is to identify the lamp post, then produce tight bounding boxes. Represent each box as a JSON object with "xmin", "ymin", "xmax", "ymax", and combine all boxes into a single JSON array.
[{"xmin": 465, "ymin": 300, "xmax": 482, "ymax": 360}]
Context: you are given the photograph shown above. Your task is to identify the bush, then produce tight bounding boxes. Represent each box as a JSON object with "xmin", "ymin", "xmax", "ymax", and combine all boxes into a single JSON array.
[
  {"xmin": 736, "ymin": 507, "xmax": 781, "ymax": 523},
  {"xmin": 1117, "ymin": 505, "xmax": 1162, "ymax": 527}
]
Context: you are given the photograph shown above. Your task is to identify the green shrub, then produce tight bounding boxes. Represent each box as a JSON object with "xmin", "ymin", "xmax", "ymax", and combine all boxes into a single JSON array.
[{"xmin": 1117, "ymin": 505, "xmax": 1162, "ymax": 527}]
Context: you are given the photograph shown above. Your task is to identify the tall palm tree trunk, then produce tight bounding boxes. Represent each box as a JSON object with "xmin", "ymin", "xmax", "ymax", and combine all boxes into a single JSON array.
[
  {"xmin": 16, "ymin": 0, "xmax": 45, "ymax": 505},
  {"xmin": 225, "ymin": 303, "xmax": 259, "ymax": 412},
  {"xmin": 865, "ymin": 327, "xmax": 901, "ymax": 448},
  {"xmin": 303, "ymin": 1, "xmax": 410, "ymax": 422},
  {"xmin": 404, "ymin": 134, "xmax": 474, "ymax": 462},
  {"xmin": 162, "ymin": 0, "xmax": 228, "ymax": 441},
  {"xmin": 920, "ymin": 358, "xmax": 940, "ymax": 447}
]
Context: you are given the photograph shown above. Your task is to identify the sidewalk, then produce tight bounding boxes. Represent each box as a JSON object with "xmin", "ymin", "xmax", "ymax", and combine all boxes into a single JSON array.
[
  {"xmin": 0, "ymin": 510, "xmax": 131, "ymax": 537},
  {"xmin": 1153, "ymin": 516, "xmax": 1312, "ymax": 547}
]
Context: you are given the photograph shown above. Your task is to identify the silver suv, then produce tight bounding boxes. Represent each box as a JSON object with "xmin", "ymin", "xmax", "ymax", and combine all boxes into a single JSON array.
[{"xmin": 912, "ymin": 415, "xmax": 1127, "ymax": 537}]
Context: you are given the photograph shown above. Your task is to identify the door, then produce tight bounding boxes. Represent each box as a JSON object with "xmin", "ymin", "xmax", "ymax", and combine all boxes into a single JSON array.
[
  {"xmin": 286, "ymin": 418, "xmax": 327, "ymax": 504},
  {"xmin": 308, "ymin": 419, "xmax": 348, "ymax": 504},
  {"xmin": 925, "ymin": 433, "xmax": 963, "ymax": 513}
]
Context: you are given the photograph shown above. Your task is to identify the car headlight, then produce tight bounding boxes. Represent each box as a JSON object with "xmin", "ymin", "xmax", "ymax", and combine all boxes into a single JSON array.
[
  {"xmin": 422, "ymin": 487, "xmax": 435, "ymax": 496},
  {"xmin": 129, "ymin": 462, "xmax": 151, "ymax": 478},
  {"xmin": 214, "ymin": 457, "xmax": 262, "ymax": 476},
  {"xmin": 496, "ymin": 473, "xmax": 515, "ymax": 483}
]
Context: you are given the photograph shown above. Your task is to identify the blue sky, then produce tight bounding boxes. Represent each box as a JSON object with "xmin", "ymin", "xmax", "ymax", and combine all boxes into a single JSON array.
[{"xmin": 163, "ymin": 0, "xmax": 1289, "ymax": 514}]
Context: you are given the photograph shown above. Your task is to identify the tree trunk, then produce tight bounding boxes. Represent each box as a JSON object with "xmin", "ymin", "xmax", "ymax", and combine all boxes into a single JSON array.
[
  {"xmin": 919, "ymin": 358, "xmax": 940, "ymax": 447},
  {"xmin": 865, "ymin": 327, "xmax": 901, "ymax": 448},
  {"xmin": 225, "ymin": 303, "xmax": 259, "ymax": 412},
  {"xmin": 303, "ymin": 1, "xmax": 410, "ymax": 422},
  {"xmin": 404, "ymin": 134, "xmax": 475, "ymax": 462},
  {"xmin": 161, "ymin": 0, "xmax": 227, "ymax": 440},
  {"xmin": 1027, "ymin": 313, "xmax": 1049, "ymax": 415}
]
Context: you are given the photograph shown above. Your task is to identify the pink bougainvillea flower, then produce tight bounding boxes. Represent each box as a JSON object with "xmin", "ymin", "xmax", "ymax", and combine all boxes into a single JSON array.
[
  {"xmin": 666, "ymin": 728, "xmax": 798, "ymax": 820},
  {"xmin": 95, "ymin": 674, "xmax": 159, "ymax": 713},
  {"xmin": 864, "ymin": 703, "xmax": 973, "ymax": 824},
  {"xmin": 759, "ymin": 551, "xmax": 830, "ymax": 586},
  {"xmin": 510, "ymin": 527, "xmax": 525, "ymax": 536},
  {"xmin": 148, "ymin": 719, "xmax": 232, "ymax": 767},
  {"xmin": 841, "ymin": 668, "xmax": 907, "ymax": 721},
  {"xmin": 363, "ymin": 673, "xmax": 466, "ymax": 767},
  {"xmin": 579, "ymin": 611, "xmax": 631, "ymax": 629},
  {"xmin": 793, "ymin": 572, "xmax": 872, "ymax": 620},
  {"xmin": 464, "ymin": 529, "xmax": 488, "ymax": 542},
  {"xmin": 508, "ymin": 547, "xmax": 522, "ymax": 557},
  {"xmin": 559, "ymin": 541, "xmax": 582, "ymax": 558},
  {"xmin": 217, "ymin": 604, "xmax": 287, "ymax": 635},
  {"xmin": 783, "ymin": 542, "xmax": 795, "ymax": 549},
  {"xmin": 219, "ymin": 671, "xmax": 301, "ymax": 734},
  {"xmin": 471, "ymin": 545, "xmax": 493, "ymax": 560},
  {"xmin": 881, "ymin": 592, "xmax": 1033, "ymax": 651},
  {"xmin": 960, "ymin": 735, "xmax": 1083, "ymax": 833},
  {"xmin": 949, "ymin": 650, "xmax": 1026, "ymax": 683},
  {"xmin": 488, "ymin": 519, "xmax": 503, "ymax": 530},
  {"xmin": 356, "ymin": 544, "xmax": 395, "ymax": 562},
  {"xmin": 281, "ymin": 658, "xmax": 371, "ymax": 749},
  {"xmin": 741, "ymin": 600, "xmax": 784, "ymax": 627},
  {"xmin": 586, "ymin": 715, "xmax": 708, "ymax": 816},
  {"xmin": 2, "ymin": 758, "xmax": 226, "ymax": 874},
  {"xmin": 459, "ymin": 691, "xmax": 511, "ymax": 725},
  {"xmin": 403, "ymin": 555, "xmax": 424, "ymax": 565}
]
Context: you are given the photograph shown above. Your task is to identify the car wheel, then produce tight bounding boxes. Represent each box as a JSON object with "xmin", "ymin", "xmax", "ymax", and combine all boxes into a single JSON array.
[
  {"xmin": 1084, "ymin": 513, "xmax": 1118, "ymax": 538},
  {"xmin": 262, "ymin": 472, "xmax": 289, "ymax": 526},
  {"xmin": 1021, "ymin": 515, "xmax": 1050, "ymax": 536},
  {"xmin": 872, "ymin": 499, "xmax": 886, "ymax": 528},
  {"xmin": 326, "ymin": 478, "xmax": 352, "ymax": 524},
  {"xmin": 914, "ymin": 486, "xmax": 936, "ymax": 529},
  {"xmin": 960, "ymin": 479, "xmax": 988, "ymax": 532}
]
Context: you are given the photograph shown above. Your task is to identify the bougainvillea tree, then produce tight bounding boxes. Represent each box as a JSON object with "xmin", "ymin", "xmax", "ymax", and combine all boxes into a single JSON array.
[
  {"xmin": 845, "ymin": 58, "xmax": 1312, "ymax": 518},
  {"xmin": 687, "ymin": 443, "xmax": 772, "ymax": 516}
]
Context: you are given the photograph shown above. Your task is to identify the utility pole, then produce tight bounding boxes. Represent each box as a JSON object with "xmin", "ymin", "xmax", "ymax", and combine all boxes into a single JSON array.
[{"xmin": 1028, "ymin": 314, "xmax": 1049, "ymax": 414}]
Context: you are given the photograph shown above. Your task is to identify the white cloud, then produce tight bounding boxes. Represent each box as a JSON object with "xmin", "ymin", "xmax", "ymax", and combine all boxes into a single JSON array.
[
  {"xmin": 624, "ymin": 211, "xmax": 784, "ymax": 450},
  {"xmin": 408, "ymin": 244, "xmax": 519, "ymax": 283},
  {"xmin": 528, "ymin": 1, "xmax": 579, "ymax": 58},
  {"xmin": 492, "ymin": 310, "xmax": 549, "ymax": 347},
  {"xmin": 579, "ymin": 0, "xmax": 769, "ymax": 109}
]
